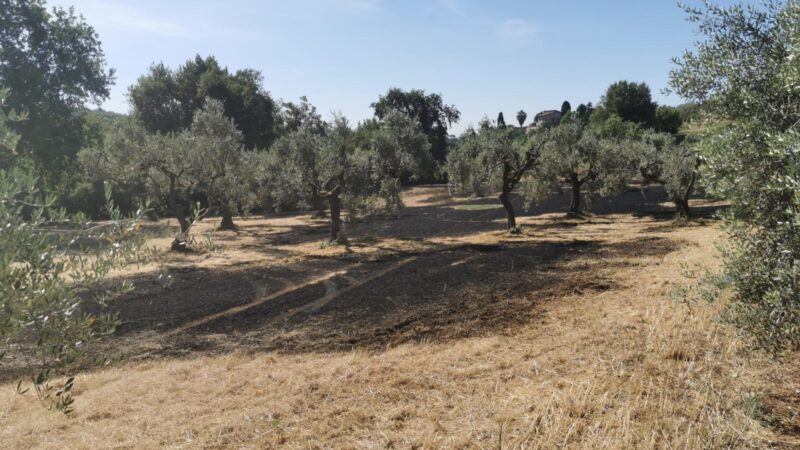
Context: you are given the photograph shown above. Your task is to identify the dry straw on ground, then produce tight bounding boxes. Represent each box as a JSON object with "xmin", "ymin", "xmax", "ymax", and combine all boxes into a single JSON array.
[{"xmin": 1, "ymin": 187, "xmax": 797, "ymax": 449}]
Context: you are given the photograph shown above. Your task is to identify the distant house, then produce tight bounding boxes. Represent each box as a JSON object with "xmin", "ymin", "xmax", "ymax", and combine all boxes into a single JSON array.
[{"xmin": 531, "ymin": 110, "xmax": 562, "ymax": 127}]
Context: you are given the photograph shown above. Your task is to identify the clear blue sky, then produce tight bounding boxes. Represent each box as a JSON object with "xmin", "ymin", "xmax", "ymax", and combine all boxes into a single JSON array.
[{"xmin": 53, "ymin": 0, "xmax": 716, "ymax": 132}]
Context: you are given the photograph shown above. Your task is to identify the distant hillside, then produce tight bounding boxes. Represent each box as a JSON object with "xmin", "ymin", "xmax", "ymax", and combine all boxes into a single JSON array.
[{"xmin": 86, "ymin": 108, "xmax": 128, "ymax": 127}]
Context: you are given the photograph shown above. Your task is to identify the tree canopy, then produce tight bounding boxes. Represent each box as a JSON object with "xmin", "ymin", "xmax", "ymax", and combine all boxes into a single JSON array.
[
  {"xmin": 670, "ymin": 0, "xmax": 800, "ymax": 351},
  {"xmin": 631, "ymin": 130, "xmax": 700, "ymax": 218},
  {"xmin": 601, "ymin": 81, "xmax": 657, "ymax": 126},
  {"xmin": 523, "ymin": 120, "xmax": 629, "ymax": 214},
  {"xmin": 83, "ymin": 99, "xmax": 253, "ymax": 249},
  {"xmin": 371, "ymin": 88, "xmax": 460, "ymax": 168},
  {"xmin": 0, "ymin": 0, "xmax": 115, "ymax": 172},
  {"xmin": 271, "ymin": 110, "xmax": 430, "ymax": 242},
  {"xmin": 447, "ymin": 124, "xmax": 550, "ymax": 231},
  {"xmin": 129, "ymin": 55, "xmax": 278, "ymax": 150}
]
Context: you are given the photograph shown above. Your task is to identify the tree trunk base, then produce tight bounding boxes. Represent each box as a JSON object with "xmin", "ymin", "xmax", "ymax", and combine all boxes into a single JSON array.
[
  {"xmin": 674, "ymin": 200, "xmax": 692, "ymax": 220},
  {"xmin": 171, "ymin": 238, "xmax": 189, "ymax": 252},
  {"xmin": 329, "ymin": 236, "xmax": 349, "ymax": 246},
  {"xmin": 218, "ymin": 220, "xmax": 238, "ymax": 231}
]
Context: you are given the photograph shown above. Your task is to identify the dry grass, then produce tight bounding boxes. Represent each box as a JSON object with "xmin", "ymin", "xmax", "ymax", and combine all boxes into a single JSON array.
[{"xmin": 1, "ymin": 188, "xmax": 798, "ymax": 449}]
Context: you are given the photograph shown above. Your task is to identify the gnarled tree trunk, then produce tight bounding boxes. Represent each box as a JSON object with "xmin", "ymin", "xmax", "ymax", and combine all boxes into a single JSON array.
[
  {"xmin": 568, "ymin": 173, "xmax": 582, "ymax": 214},
  {"xmin": 674, "ymin": 198, "xmax": 692, "ymax": 219},
  {"xmin": 498, "ymin": 163, "xmax": 519, "ymax": 232},
  {"xmin": 674, "ymin": 172, "xmax": 696, "ymax": 219},
  {"xmin": 219, "ymin": 205, "xmax": 237, "ymax": 230},
  {"xmin": 328, "ymin": 192, "xmax": 342, "ymax": 243},
  {"xmin": 168, "ymin": 175, "xmax": 191, "ymax": 252},
  {"xmin": 499, "ymin": 190, "xmax": 516, "ymax": 231}
]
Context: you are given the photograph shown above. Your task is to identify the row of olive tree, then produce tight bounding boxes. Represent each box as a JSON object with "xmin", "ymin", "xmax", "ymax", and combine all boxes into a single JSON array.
[
  {"xmin": 263, "ymin": 109, "xmax": 431, "ymax": 243},
  {"xmin": 447, "ymin": 109, "xmax": 702, "ymax": 231},
  {"xmin": 82, "ymin": 97, "xmax": 432, "ymax": 248}
]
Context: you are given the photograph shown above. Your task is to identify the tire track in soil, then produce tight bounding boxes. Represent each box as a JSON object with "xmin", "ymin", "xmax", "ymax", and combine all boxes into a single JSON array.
[
  {"xmin": 171, "ymin": 203, "xmax": 502, "ymax": 335},
  {"xmin": 169, "ymin": 267, "xmax": 353, "ymax": 335},
  {"xmin": 264, "ymin": 256, "xmax": 417, "ymax": 325}
]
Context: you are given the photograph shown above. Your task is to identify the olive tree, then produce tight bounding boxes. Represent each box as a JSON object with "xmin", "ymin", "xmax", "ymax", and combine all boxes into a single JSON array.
[
  {"xmin": 1, "ymin": 97, "xmax": 155, "ymax": 412},
  {"xmin": 82, "ymin": 100, "xmax": 251, "ymax": 249},
  {"xmin": 190, "ymin": 99, "xmax": 252, "ymax": 230},
  {"xmin": 357, "ymin": 111, "xmax": 432, "ymax": 211},
  {"xmin": 669, "ymin": 1, "xmax": 800, "ymax": 351},
  {"xmin": 270, "ymin": 96, "xmax": 329, "ymax": 215},
  {"xmin": 271, "ymin": 111, "xmax": 430, "ymax": 243},
  {"xmin": 523, "ymin": 120, "xmax": 628, "ymax": 214},
  {"xmin": 447, "ymin": 124, "xmax": 550, "ymax": 231},
  {"xmin": 632, "ymin": 131, "xmax": 701, "ymax": 218},
  {"xmin": 82, "ymin": 124, "xmax": 196, "ymax": 250}
]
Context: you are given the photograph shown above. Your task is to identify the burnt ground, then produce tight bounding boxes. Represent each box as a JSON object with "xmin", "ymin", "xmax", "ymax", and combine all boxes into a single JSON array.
[
  {"xmin": 0, "ymin": 185, "xmax": 711, "ymax": 379},
  {"xmin": 75, "ymin": 186, "xmax": 701, "ymax": 361}
]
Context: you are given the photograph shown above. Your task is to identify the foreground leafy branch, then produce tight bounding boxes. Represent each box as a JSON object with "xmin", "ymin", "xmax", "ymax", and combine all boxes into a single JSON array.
[{"xmin": 1, "ymin": 169, "xmax": 159, "ymax": 412}]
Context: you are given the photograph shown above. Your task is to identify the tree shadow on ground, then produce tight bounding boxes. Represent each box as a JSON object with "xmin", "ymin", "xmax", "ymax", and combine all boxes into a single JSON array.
[
  {"xmin": 74, "ymin": 233, "xmax": 682, "ymax": 364},
  {"xmin": 0, "ymin": 185, "xmax": 695, "ymax": 382},
  {"xmin": 198, "ymin": 185, "xmax": 718, "ymax": 256}
]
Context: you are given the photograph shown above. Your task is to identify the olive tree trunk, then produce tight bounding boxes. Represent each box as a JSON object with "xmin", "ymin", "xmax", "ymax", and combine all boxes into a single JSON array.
[
  {"xmin": 219, "ymin": 205, "xmax": 237, "ymax": 230},
  {"xmin": 328, "ymin": 193, "xmax": 343, "ymax": 243},
  {"xmin": 569, "ymin": 173, "xmax": 583, "ymax": 214},
  {"xmin": 499, "ymin": 190, "xmax": 517, "ymax": 231},
  {"xmin": 674, "ymin": 198, "xmax": 692, "ymax": 219},
  {"xmin": 168, "ymin": 175, "xmax": 191, "ymax": 251},
  {"xmin": 673, "ymin": 172, "xmax": 696, "ymax": 219}
]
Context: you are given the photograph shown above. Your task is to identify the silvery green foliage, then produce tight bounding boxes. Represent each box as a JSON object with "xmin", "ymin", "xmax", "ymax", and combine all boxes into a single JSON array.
[
  {"xmin": 355, "ymin": 110, "xmax": 432, "ymax": 211},
  {"xmin": 190, "ymin": 99, "xmax": 254, "ymax": 227},
  {"xmin": 82, "ymin": 99, "xmax": 253, "ymax": 242},
  {"xmin": 670, "ymin": 1, "xmax": 800, "ymax": 351},
  {"xmin": 446, "ymin": 128, "xmax": 493, "ymax": 197},
  {"xmin": 2, "ymin": 91, "xmax": 158, "ymax": 412},
  {"xmin": 632, "ymin": 130, "xmax": 701, "ymax": 218},
  {"xmin": 81, "ymin": 120, "xmax": 197, "ymax": 240},
  {"xmin": 266, "ymin": 125, "xmax": 324, "ymax": 211},
  {"xmin": 266, "ymin": 97, "xmax": 332, "ymax": 213},
  {"xmin": 269, "ymin": 109, "xmax": 429, "ymax": 241},
  {"xmin": 271, "ymin": 111, "xmax": 430, "ymax": 211},
  {"xmin": 1, "ymin": 164, "xmax": 156, "ymax": 412},
  {"xmin": 521, "ymin": 121, "xmax": 627, "ymax": 212},
  {"xmin": 447, "ymin": 125, "xmax": 547, "ymax": 198},
  {"xmin": 447, "ymin": 123, "xmax": 550, "ymax": 231}
]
